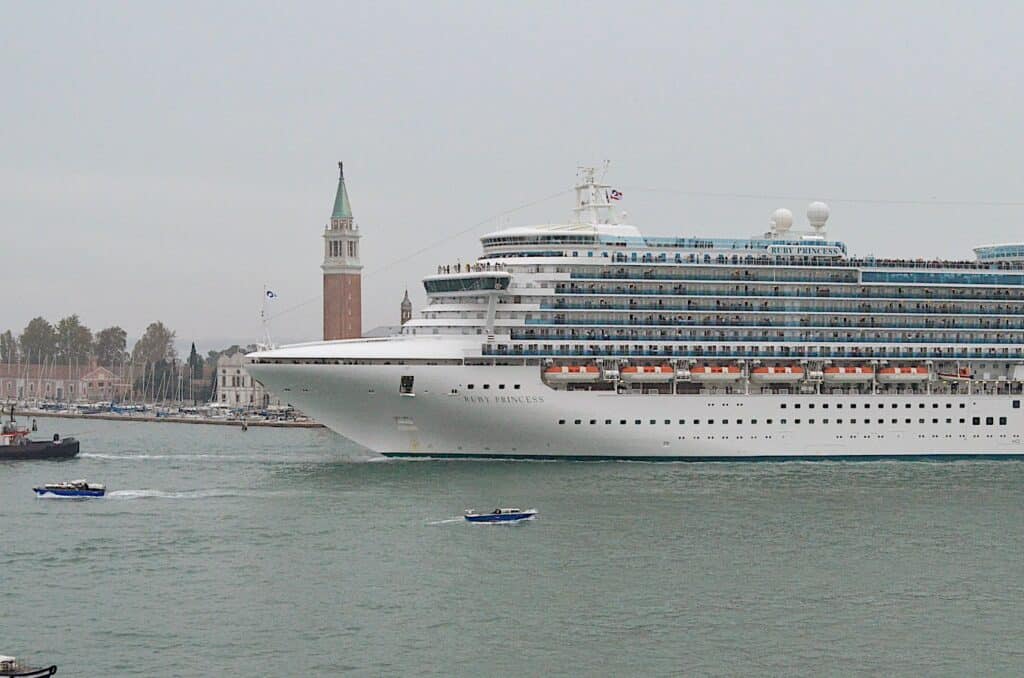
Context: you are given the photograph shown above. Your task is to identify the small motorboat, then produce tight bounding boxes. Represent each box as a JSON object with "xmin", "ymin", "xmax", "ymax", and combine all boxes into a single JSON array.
[
  {"xmin": 33, "ymin": 480, "xmax": 106, "ymax": 499},
  {"xmin": 0, "ymin": 655, "xmax": 57, "ymax": 678},
  {"xmin": 464, "ymin": 507, "xmax": 537, "ymax": 523}
]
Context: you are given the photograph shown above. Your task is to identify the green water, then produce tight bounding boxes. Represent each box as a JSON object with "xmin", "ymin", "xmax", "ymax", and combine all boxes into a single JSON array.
[{"xmin": 2, "ymin": 417, "xmax": 1024, "ymax": 676}]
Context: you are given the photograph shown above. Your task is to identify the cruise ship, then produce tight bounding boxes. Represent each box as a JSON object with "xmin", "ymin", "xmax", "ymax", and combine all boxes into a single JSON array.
[{"xmin": 247, "ymin": 168, "xmax": 1024, "ymax": 460}]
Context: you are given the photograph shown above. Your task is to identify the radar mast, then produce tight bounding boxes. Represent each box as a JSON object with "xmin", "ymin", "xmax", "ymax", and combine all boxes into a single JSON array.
[{"xmin": 572, "ymin": 163, "xmax": 618, "ymax": 225}]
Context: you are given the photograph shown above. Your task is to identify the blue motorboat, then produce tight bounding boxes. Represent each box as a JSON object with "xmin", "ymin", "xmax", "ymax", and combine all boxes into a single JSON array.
[
  {"xmin": 464, "ymin": 507, "xmax": 537, "ymax": 523},
  {"xmin": 33, "ymin": 480, "xmax": 105, "ymax": 499}
]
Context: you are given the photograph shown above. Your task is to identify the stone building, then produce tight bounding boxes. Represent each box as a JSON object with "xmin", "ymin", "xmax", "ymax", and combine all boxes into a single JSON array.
[
  {"xmin": 322, "ymin": 161, "xmax": 362, "ymax": 340},
  {"xmin": 215, "ymin": 351, "xmax": 283, "ymax": 409},
  {"xmin": 0, "ymin": 363, "xmax": 128, "ymax": 402}
]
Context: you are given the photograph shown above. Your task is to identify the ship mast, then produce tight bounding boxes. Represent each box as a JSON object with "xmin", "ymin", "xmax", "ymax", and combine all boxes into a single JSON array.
[{"xmin": 572, "ymin": 163, "xmax": 618, "ymax": 225}]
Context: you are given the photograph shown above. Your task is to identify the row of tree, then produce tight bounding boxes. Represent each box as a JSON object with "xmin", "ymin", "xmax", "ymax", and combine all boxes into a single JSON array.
[{"xmin": 1, "ymin": 316, "xmax": 179, "ymax": 371}]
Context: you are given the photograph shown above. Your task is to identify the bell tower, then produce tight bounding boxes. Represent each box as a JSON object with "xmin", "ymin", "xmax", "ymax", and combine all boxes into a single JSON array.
[
  {"xmin": 322, "ymin": 161, "xmax": 362, "ymax": 340},
  {"xmin": 400, "ymin": 289, "xmax": 413, "ymax": 325}
]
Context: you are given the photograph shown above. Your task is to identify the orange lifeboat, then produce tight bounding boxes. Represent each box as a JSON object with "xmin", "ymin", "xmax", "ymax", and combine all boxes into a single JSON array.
[
  {"xmin": 750, "ymin": 365, "xmax": 805, "ymax": 383},
  {"xmin": 877, "ymin": 366, "xmax": 930, "ymax": 383},
  {"xmin": 822, "ymin": 366, "xmax": 874, "ymax": 383},
  {"xmin": 543, "ymin": 365, "xmax": 601, "ymax": 383},
  {"xmin": 620, "ymin": 364, "xmax": 675, "ymax": 384},
  {"xmin": 938, "ymin": 367, "xmax": 972, "ymax": 382},
  {"xmin": 689, "ymin": 365, "xmax": 743, "ymax": 382}
]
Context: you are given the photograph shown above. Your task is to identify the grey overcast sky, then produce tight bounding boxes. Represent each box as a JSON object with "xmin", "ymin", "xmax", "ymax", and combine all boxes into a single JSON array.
[{"xmin": 3, "ymin": 1, "xmax": 1023, "ymax": 351}]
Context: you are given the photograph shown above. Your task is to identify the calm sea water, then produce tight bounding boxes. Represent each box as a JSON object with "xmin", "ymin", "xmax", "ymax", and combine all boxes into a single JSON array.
[{"xmin": 3, "ymin": 417, "xmax": 1024, "ymax": 676}]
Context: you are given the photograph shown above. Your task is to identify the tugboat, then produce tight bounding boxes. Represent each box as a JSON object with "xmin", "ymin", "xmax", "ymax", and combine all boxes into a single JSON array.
[
  {"xmin": 0, "ymin": 407, "xmax": 79, "ymax": 461},
  {"xmin": 0, "ymin": 655, "xmax": 57, "ymax": 677},
  {"xmin": 464, "ymin": 507, "xmax": 538, "ymax": 523},
  {"xmin": 33, "ymin": 480, "xmax": 105, "ymax": 499}
]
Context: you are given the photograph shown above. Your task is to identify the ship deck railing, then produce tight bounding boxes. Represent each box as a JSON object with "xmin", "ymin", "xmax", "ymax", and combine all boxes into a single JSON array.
[
  {"xmin": 481, "ymin": 346, "xmax": 1024, "ymax": 360},
  {"xmin": 533, "ymin": 304, "xmax": 1024, "ymax": 316},
  {"xmin": 510, "ymin": 333, "xmax": 1024, "ymax": 345},
  {"xmin": 519, "ymin": 319, "xmax": 1024, "ymax": 331},
  {"xmin": 553, "ymin": 286, "xmax": 1024, "ymax": 303}
]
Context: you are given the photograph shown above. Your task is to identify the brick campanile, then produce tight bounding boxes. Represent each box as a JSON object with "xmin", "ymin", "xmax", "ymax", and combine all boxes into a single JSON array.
[{"xmin": 322, "ymin": 161, "xmax": 363, "ymax": 340}]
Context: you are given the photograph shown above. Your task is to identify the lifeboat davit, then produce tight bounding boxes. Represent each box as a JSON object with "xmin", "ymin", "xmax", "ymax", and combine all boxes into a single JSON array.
[
  {"xmin": 750, "ymin": 365, "xmax": 805, "ymax": 383},
  {"xmin": 689, "ymin": 365, "xmax": 743, "ymax": 382},
  {"xmin": 544, "ymin": 365, "xmax": 601, "ymax": 383},
  {"xmin": 877, "ymin": 366, "xmax": 930, "ymax": 383},
  {"xmin": 822, "ymin": 366, "xmax": 874, "ymax": 383},
  {"xmin": 620, "ymin": 364, "xmax": 675, "ymax": 383}
]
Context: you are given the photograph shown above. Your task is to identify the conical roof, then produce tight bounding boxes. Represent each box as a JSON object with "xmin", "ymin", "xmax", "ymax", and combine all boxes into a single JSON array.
[{"xmin": 332, "ymin": 161, "xmax": 352, "ymax": 219}]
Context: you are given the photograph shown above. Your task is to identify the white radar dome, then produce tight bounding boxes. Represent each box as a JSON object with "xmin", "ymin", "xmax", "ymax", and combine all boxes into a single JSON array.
[
  {"xmin": 807, "ymin": 201, "xmax": 830, "ymax": 229},
  {"xmin": 771, "ymin": 208, "xmax": 793, "ymax": 232}
]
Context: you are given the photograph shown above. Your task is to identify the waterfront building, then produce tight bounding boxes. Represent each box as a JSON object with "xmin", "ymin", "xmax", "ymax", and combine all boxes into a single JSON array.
[
  {"xmin": 322, "ymin": 161, "xmax": 362, "ymax": 341},
  {"xmin": 0, "ymin": 363, "xmax": 128, "ymax": 402},
  {"xmin": 215, "ymin": 351, "xmax": 283, "ymax": 409},
  {"xmin": 249, "ymin": 167, "xmax": 1024, "ymax": 459}
]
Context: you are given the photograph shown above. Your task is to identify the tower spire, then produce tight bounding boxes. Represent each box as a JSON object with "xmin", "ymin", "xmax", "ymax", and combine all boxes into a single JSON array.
[{"xmin": 332, "ymin": 160, "xmax": 352, "ymax": 219}]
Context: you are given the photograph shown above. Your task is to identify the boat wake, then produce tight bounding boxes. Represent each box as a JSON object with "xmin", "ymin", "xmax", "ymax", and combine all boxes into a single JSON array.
[
  {"xmin": 107, "ymin": 489, "xmax": 247, "ymax": 500},
  {"xmin": 427, "ymin": 517, "xmax": 464, "ymax": 525}
]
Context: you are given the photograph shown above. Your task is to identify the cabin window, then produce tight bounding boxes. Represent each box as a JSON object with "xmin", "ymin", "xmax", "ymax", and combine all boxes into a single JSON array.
[
  {"xmin": 605, "ymin": 419, "xmax": 612, "ymax": 425},
  {"xmin": 972, "ymin": 417, "xmax": 981, "ymax": 425},
  {"xmin": 498, "ymin": 384, "xmax": 505, "ymax": 390},
  {"xmin": 467, "ymin": 384, "xmax": 474, "ymax": 389},
  {"xmin": 514, "ymin": 385, "xmax": 521, "ymax": 390},
  {"xmin": 620, "ymin": 420, "xmax": 627, "ymax": 425},
  {"xmin": 399, "ymin": 375, "xmax": 414, "ymax": 395},
  {"xmin": 960, "ymin": 403, "xmax": 966, "ymax": 409},
  {"xmin": 574, "ymin": 419, "xmax": 581, "ymax": 425},
  {"xmin": 558, "ymin": 420, "xmax": 565, "ymax": 425},
  {"xmin": 986, "ymin": 417, "xmax": 994, "ymax": 425},
  {"xmin": 635, "ymin": 419, "xmax": 642, "ymax": 425},
  {"xmin": 1000, "ymin": 417, "xmax": 1008, "ymax": 425}
]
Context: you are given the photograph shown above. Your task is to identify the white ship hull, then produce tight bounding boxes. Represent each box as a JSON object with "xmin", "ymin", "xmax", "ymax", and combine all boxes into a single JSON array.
[{"xmin": 249, "ymin": 361, "xmax": 1024, "ymax": 460}]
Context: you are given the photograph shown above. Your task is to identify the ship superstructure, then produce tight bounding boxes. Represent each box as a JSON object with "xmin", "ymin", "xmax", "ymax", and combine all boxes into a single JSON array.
[{"xmin": 248, "ymin": 168, "xmax": 1024, "ymax": 459}]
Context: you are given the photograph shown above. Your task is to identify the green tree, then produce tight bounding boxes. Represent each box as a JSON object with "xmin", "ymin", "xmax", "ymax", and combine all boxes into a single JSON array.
[
  {"xmin": 19, "ymin": 317, "xmax": 57, "ymax": 363},
  {"xmin": 55, "ymin": 315, "xmax": 93, "ymax": 364},
  {"xmin": 187, "ymin": 342, "xmax": 203, "ymax": 379},
  {"xmin": 0, "ymin": 330, "xmax": 17, "ymax": 363},
  {"xmin": 94, "ymin": 326, "xmax": 128, "ymax": 367},
  {"xmin": 131, "ymin": 321, "xmax": 177, "ymax": 366}
]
